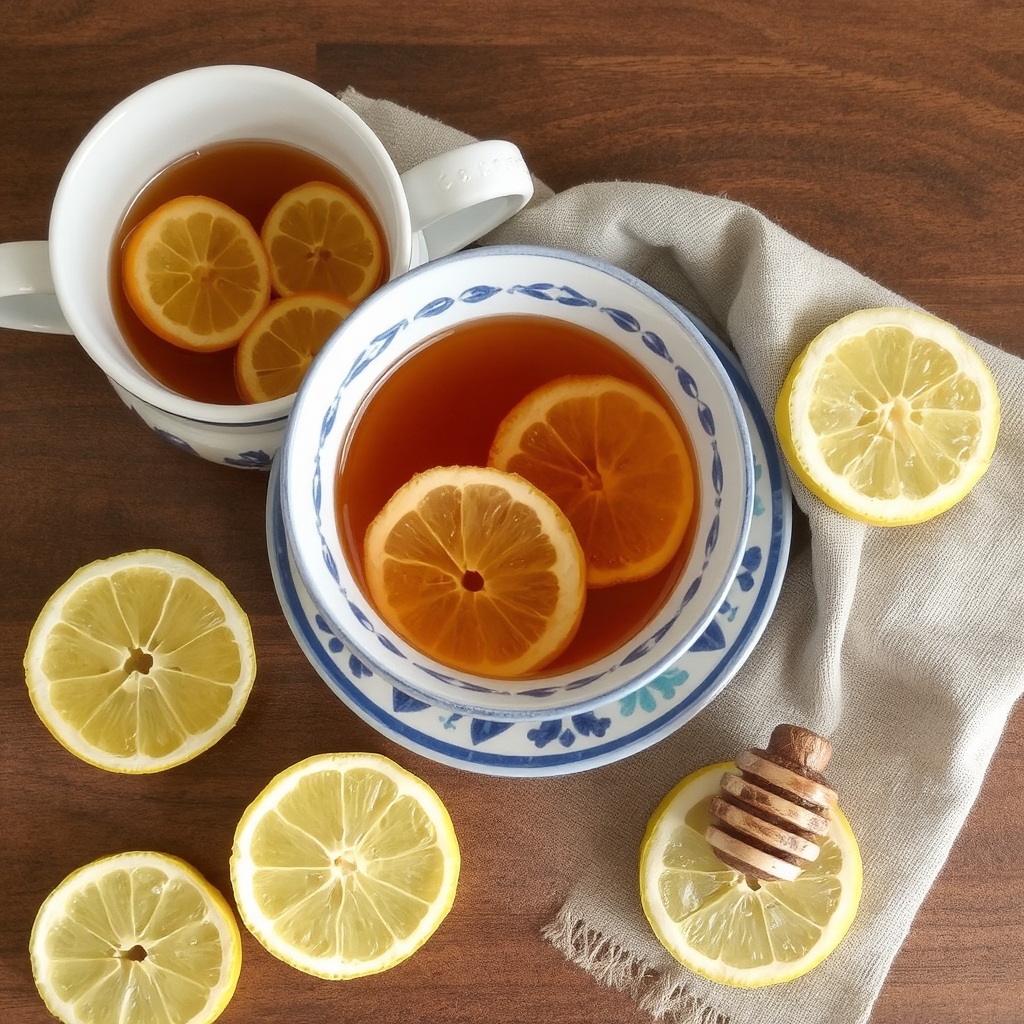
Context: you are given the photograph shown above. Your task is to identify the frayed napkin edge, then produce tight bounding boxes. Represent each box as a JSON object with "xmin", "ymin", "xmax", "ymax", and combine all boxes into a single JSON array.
[{"xmin": 542, "ymin": 905, "xmax": 732, "ymax": 1024}]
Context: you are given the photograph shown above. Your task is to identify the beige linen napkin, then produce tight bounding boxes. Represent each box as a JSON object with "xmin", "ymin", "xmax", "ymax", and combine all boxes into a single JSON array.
[{"xmin": 342, "ymin": 90, "xmax": 1024, "ymax": 1024}]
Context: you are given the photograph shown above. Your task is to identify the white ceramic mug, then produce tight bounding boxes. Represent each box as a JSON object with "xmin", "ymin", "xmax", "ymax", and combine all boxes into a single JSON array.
[{"xmin": 0, "ymin": 65, "xmax": 534, "ymax": 468}]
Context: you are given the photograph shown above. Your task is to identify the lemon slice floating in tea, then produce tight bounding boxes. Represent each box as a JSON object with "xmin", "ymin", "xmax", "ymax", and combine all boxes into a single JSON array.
[
  {"xmin": 235, "ymin": 292, "xmax": 352, "ymax": 403},
  {"xmin": 122, "ymin": 195, "xmax": 271, "ymax": 351},
  {"xmin": 30, "ymin": 851, "xmax": 242, "ymax": 1024},
  {"xmin": 640, "ymin": 762, "xmax": 862, "ymax": 987},
  {"xmin": 230, "ymin": 752, "xmax": 460, "ymax": 980},
  {"xmin": 363, "ymin": 465, "xmax": 587, "ymax": 678},
  {"xmin": 24, "ymin": 549, "xmax": 256, "ymax": 773},
  {"xmin": 488, "ymin": 375, "xmax": 695, "ymax": 587},
  {"xmin": 775, "ymin": 307, "xmax": 1000, "ymax": 525},
  {"xmin": 261, "ymin": 180, "xmax": 384, "ymax": 305}
]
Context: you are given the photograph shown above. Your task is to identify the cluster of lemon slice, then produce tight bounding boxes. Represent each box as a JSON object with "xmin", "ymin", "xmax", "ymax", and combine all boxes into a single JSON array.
[
  {"xmin": 638, "ymin": 306, "xmax": 1000, "ymax": 987},
  {"xmin": 122, "ymin": 181, "xmax": 384, "ymax": 402},
  {"xmin": 363, "ymin": 374, "xmax": 695, "ymax": 679},
  {"xmin": 24, "ymin": 304, "xmax": 1002, "ymax": 1018},
  {"xmin": 25, "ymin": 552, "xmax": 461, "ymax": 1024},
  {"xmin": 30, "ymin": 753, "xmax": 461, "ymax": 1024}
]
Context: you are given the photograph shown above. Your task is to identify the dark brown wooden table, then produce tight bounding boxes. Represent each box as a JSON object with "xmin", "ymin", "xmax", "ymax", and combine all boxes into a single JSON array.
[{"xmin": 2, "ymin": 4, "xmax": 1022, "ymax": 1022}]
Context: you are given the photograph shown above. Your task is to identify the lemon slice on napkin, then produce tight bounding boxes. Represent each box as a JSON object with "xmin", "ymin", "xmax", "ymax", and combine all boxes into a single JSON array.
[
  {"xmin": 640, "ymin": 762, "xmax": 862, "ymax": 987},
  {"xmin": 775, "ymin": 307, "xmax": 999, "ymax": 525}
]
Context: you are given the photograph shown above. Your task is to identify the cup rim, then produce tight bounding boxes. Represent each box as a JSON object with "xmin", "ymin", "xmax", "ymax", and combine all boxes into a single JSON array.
[
  {"xmin": 281, "ymin": 243, "xmax": 755, "ymax": 719},
  {"xmin": 49, "ymin": 64, "xmax": 411, "ymax": 426}
]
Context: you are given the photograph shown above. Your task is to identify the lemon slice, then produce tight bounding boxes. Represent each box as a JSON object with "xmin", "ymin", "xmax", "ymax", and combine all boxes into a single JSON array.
[
  {"xmin": 30, "ymin": 851, "xmax": 241, "ymax": 1024},
  {"xmin": 261, "ymin": 181, "xmax": 385, "ymax": 305},
  {"xmin": 122, "ymin": 195, "xmax": 271, "ymax": 352},
  {"xmin": 24, "ymin": 550, "xmax": 256, "ymax": 773},
  {"xmin": 230, "ymin": 752, "xmax": 460, "ymax": 980},
  {"xmin": 488, "ymin": 375, "xmax": 695, "ymax": 587},
  {"xmin": 640, "ymin": 762, "xmax": 862, "ymax": 987},
  {"xmin": 363, "ymin": 465, "xmax": 586, "ymax": 678},
  {"xmin": 235, "ymin": 292, "xmax": 352, "ymax": 403},
  {"xmin": 775, "ymin": 307, "xmax": 999, "ymax": 525}
]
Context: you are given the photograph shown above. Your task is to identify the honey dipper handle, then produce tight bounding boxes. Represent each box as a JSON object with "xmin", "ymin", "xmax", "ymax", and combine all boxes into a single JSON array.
[{"xmin": 767, "ymin": 725, "xmax": 832, "ymax": 773}]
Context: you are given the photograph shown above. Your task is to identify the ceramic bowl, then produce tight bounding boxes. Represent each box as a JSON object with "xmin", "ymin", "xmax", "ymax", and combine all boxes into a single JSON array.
[{"xmin": 280, "ymin": 244, "xmax": 754, "ymax": 720}]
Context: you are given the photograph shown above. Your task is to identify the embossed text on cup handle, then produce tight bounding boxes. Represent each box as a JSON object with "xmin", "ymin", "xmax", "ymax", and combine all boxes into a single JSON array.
[
  {"xmin": 0, "ymin": 241, "xmax": 74, "ymax": 334},
  {"xmin": 400, "ymin": 140, "xmax": 534, "ymax": 263}
]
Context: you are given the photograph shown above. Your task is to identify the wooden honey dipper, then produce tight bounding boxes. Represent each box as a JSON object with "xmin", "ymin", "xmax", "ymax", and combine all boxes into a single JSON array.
[{"xmin": 705, "ymin": 724, "xmax": 837, "ymax": 882}]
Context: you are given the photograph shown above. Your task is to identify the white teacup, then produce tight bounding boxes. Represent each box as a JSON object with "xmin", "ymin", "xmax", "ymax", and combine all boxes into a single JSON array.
[{"xmin": 0, "ymin": 65, "xmax": 533, "ymax": 467}]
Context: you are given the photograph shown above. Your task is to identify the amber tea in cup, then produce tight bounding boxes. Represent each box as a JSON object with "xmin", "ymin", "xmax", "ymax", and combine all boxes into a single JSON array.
[
  {"xmin": 109, "ymin": 139, "xmax": 389, "ymax": 405},
  {"xmin": 335, "ymin": 313, "xmax": 700, "ymax": 676}
]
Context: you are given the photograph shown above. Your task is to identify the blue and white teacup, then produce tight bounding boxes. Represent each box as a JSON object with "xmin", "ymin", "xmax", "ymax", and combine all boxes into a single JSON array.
[{"xmin": 280, "ymin": 244, "xmax": 755, "ymax": 721}]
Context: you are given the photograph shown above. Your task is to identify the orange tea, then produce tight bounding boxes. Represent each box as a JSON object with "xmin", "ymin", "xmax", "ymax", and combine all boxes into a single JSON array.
[
  {"xmin": 109, "ymin": 139, "xmax": 388, "ymax": 404},
  {"xmin": 335, "ymin": 314, "xmax": 700, "ymax": 675}
]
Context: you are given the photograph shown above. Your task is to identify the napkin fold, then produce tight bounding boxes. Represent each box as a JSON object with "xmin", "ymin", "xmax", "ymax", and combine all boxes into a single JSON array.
[{"xmin": 341, "ymin": 89, "xmax": 1024, "ymax": 1024}]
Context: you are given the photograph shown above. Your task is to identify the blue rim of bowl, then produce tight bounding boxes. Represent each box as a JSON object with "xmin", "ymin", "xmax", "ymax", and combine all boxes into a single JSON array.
[
  {"xmin": 281, "ymin": 244, "xmax": 754, "ymax": 718},
  {"xmin": 266, "ymin": 312, "xmax": 790, "ymax": 774}
]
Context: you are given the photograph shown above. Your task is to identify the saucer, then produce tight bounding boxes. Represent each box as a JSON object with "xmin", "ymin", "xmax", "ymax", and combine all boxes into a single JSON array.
[{"xmin": 266, "ymin": 316, "xmax": 791, "ymax": 776}]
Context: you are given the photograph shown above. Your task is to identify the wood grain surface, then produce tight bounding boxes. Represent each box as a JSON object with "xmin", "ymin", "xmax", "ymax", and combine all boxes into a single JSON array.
[{"xmin": 2, "ymin": 3, "xmax": 1022, "ymax": 1023}]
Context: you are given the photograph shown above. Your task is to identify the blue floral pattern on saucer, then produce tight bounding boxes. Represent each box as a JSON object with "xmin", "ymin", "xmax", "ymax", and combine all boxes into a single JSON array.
[{"xmin": 267, "ymin": 315, "xmax": 791, "ymax": 776}]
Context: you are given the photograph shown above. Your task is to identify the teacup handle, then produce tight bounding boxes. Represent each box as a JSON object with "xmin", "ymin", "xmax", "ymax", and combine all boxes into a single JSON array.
[
  {"xmin": 400, "ymin": 140, "xmax": 534, "ymax": 262},
  {"xmin": 0, "ymin": 241, "xmax": 74, "ymax": 334}
]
